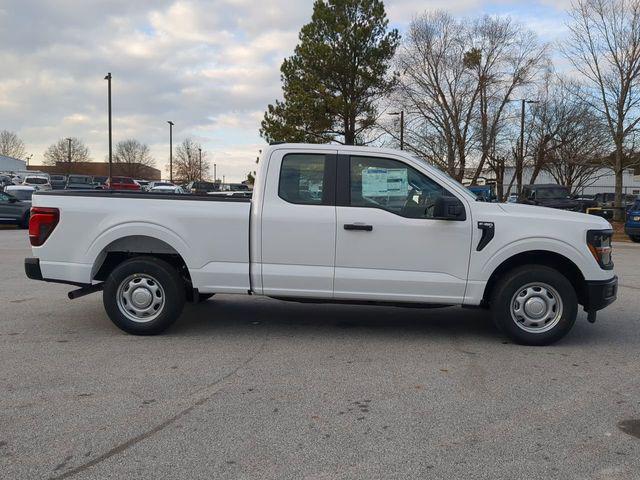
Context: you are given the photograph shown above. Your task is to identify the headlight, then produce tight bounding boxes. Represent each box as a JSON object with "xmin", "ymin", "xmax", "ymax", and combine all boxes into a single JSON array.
[{"xmin": 587, "ymin": 229, "xmax": 613, "ymax": 270}]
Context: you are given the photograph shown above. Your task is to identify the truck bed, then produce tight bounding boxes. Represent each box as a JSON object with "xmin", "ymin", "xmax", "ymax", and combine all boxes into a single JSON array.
[{"xmin": 31, "ymin": 190, "xmax": 252, "ymax": 293}]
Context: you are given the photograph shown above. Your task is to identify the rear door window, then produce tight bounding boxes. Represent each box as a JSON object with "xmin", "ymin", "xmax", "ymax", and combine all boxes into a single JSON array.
[{"xmin": 279, "ymin": 154, "xmax": 329, "ymax": 205}]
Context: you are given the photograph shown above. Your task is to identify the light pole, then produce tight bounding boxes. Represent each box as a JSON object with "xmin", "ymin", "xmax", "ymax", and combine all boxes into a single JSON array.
[
  {"xmin": 167, "ymin": 121, "xmax": 174, "ymax": 183},
  {"xmin": 389, "ymin": 111, "xmax": 404, "ymax": 150},
  {"xmin": 198, "ymin": 147, "xmax": 202, "ymax": 181},
  {"xmin": 214, "ymin": 163, "xmax": 217, "ymax": 183},
  {"xmin": 508, "ymin": 99, "xmax": 538, "ymax": 196},
  {"xmin": 104, "ymin": 73, "xmax": 113, "ymax": 184},
  {"xmin": 66, "ymin": 137, "xmax": 72, "ymax": 175}
]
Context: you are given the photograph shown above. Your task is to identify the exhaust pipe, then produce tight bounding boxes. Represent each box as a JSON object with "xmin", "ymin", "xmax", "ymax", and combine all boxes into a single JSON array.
[{"xmin": 68, "ymin": 283, "xmax": 103, "ymax": 300}]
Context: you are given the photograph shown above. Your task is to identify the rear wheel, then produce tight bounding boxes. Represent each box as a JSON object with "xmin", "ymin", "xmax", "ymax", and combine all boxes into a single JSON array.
[
  {"xmin": 490, "ymin": 265, "xmax": 578, "ymax": 346},
  {"xmin": 103, "ymin": 257, "xmax": 185, "ymax": 335}
]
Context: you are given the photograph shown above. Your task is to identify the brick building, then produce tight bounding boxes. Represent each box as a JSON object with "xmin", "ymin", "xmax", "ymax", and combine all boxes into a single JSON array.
[{"xmin": 27, "ymin": 161, "xmax": 162, "ymax": 180}]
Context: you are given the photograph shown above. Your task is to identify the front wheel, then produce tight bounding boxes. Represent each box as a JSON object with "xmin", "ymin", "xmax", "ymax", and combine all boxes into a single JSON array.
[
  {"xmin": 490, "ymin": 265, "xmax": 578, "ymax": 346},
  {"xmin": 103, "ymin": 257, "xmax": 186, "ymax": 335}
]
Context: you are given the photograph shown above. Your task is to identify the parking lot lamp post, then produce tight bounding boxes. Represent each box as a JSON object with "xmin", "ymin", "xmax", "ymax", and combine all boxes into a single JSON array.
[
  {"xmin": 199, "ymin": 148, "xmax": 202, "ymax": 181},
  {"xmin": 214, "ymin": 163, "xmax": 217, "ymax": 183},
  {"xmin": 389, "ymin": 111, "xmax": 404, "ymax": 150},
  {"xmin": 167, "ymin": 121, "xmax": 174, "ymax": 183},
  {"xmin": 104, "ymin": 73, "xmax": 113, "ymax": 184},
  {"xmin": 66, "ymin": 138, "xmax": 72, "ymax": 175}
]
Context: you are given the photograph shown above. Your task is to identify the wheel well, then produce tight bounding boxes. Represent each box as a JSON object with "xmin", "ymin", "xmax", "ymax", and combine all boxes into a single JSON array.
[
  {"xmin": 482, "ymin": 250, "xmax": 587, "ymax": 307},
  {"xmin": 93, "ymin": 236, "xmax": 194, "ymax": 299}
]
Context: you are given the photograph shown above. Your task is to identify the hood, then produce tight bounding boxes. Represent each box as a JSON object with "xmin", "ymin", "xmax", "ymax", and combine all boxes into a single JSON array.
[{"xmin": 497, "ymin": 202, "xmax": 611, "ymax": 229}]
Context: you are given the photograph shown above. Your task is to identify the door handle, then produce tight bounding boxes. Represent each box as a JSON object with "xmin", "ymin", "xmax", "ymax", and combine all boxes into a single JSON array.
[{"xmin": 344, "ymin": 223, "xmax": 373, "ymax": 231}]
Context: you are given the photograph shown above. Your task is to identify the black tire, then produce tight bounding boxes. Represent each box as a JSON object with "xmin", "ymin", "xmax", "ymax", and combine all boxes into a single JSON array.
[
  {"xmin": 197, "ymin": 293, "xmax": 215, "ymax": 303},
  {"xmin": 20, "ymin": 212, "xmax": 29, "ymax": 229},
  {"xmin": 103, "ymin": 256, "xmax": 186, "ymax": 335},
  {"xmin": 631, "ymin": 236, "xmax": 640, "ymax": 243},
  {"xmin": 490, "ymin": 265, "xmax": 578, "ymax": 346}
]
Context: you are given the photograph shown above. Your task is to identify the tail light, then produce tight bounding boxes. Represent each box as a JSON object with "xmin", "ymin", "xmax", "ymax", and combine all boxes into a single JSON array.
[
  {"xmin": 29, "ymin": 207, "xmax": 59, "ymax": 246},
  {"xmin": 587, "ymin": 229, "xmax": 613, "ymax": 270}
]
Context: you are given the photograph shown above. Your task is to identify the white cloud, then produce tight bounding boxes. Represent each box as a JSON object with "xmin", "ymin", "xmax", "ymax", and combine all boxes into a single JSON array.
[{"xmin": 0, "ymin": 0, "xmax": 572, "ymax": 180}]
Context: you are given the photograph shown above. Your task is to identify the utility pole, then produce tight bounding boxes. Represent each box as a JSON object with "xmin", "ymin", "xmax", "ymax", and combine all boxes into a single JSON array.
[
  {"xmin": 199, "ymin": 147, "xmax": 202, "ymax": 181},
  {"xmin": 389, "ymin": 111, "xmax": 404, "ymax": 150},
  {"xmin": 67, "ymin": 137, "xmax": 72, "ymax": 176},
  {"xmin": 167, "ymin": 121, "xmax": 174, "ymax": 183},
  {"xmin": 508, "ymin": 99, "xmax": 538, "ymax": 197},
  {"xmin": 104, "ymin": 73, "xmax": 113, "ymax": 185},
  {"xmin": 214, "ymin": 163, "xmax": 217, "ymax": 183}
]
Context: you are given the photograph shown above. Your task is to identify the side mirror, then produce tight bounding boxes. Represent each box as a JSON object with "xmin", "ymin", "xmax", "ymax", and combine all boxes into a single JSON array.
[{"xmin": 433, "ymin": 196, "xmax": 466, "ymax": 221}]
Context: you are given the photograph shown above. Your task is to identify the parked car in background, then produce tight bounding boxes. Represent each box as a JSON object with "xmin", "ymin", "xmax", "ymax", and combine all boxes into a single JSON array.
[
  {"xmin": 106, "ymin": 176, "xmax": 141, "ymax": 190},
  {"xmin": 5, "ymin": 185, "xmax": 36, "ymax": 203},
  {"xmin": 185, "ymin": 181, "xmax": 218, "ymax": 194},
  {"xmin": 506, "ymin": 193, "xmax": 518, "ymax": 203},
  {"xmin": 519, "ymin": 184, "xmax": 583, "ymax": 212},
  {"xmin": 467, "ymin": 185, "xmax": 497, "ymax": 202},
  {"xmin": 66, "ymin": 175, "xmax": 95, "ymax": 190},
  {"xmin": 625, "ymin": 199, "xmax": 640, "ymax": 243},
  {"xmin": 50, "ymin": 175, "xmax": 67, "ymax": 190},
  {"xmin": 92, "ymin": 176, "xmax": 108, "ymax": 189},
  {"xmin": 147, "ymin": 181, "xmax": 175, "ymax": 190},
  {"xmin": 65, "ymin": 175, "xmax": 95, "ymax": 190},
  {"xmin": 135, "ymin": 180, "xmax": 150, "ymax": 190},
  {"xmin": 23, "ymin": 175, "xmax": 52, "ymax": 191},
  {"xmin": 594, "ymin": 192, "xmax": 638, "ymax": 209},
  {"xmin": 149, "ymin": 185, "xmax": 185, "ymax": 194},
  {"xmin": 0, "ymin": 174, "xmax": 14, "ymax": 191},
  {"xmin": 0, "ymin": 189, "xmax": 32, "ymax": 228}
]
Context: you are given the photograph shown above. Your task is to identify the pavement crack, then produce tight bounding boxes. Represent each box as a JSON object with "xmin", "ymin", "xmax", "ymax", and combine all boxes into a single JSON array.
[{"xmin": 49, "ymin": 333, "xmax": 270, "ymax": 480}]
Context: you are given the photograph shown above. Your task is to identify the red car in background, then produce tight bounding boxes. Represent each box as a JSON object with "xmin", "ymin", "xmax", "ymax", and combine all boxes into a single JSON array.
[{"xmin": 106, "ymin": 176, "xmax": 141, "ymax": 191}]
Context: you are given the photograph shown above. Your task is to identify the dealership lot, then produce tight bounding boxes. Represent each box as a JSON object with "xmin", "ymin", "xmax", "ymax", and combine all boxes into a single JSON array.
[{"xmin": 1, "ymin": 228, "xmax": 639, "ymax": 479}]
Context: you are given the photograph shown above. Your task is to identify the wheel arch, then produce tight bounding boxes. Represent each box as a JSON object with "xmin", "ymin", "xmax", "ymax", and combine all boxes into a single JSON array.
[
  {"xmin": 91, "ymin": 235, "xmax": 192, "ymax": 296},
  {"xmin": 482, "ymin": 250, "xmax": 587, "ymax": 307}
]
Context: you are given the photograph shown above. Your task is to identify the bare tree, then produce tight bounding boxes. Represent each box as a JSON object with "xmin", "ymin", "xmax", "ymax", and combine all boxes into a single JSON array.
[
  {"xmin": 43, "ymin": 138, "xmax": 90, "ymax": 173},
  {"xmin": 172, "ymin": 138, "xmax": 210, "ymax": 183},
  {"xmin": 113, "ymin": 139, "xmax": 156, "ymax": 178},
  {"xmin": 390, "ymin": 13, "xmax": 547, "ymax": 184},
  {"xmin": 0, "ymin": 130, "xmax": 27, "ymax": 159},
  {"xmin": 563, "ymin": 0, "xmax": 640, "ymax": 220}
]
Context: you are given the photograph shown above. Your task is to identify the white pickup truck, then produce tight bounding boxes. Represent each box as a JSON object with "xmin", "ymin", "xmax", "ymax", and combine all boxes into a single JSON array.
[{"xmin": 25, "ymin": 144, "xmax": 617, "ymax": 345}]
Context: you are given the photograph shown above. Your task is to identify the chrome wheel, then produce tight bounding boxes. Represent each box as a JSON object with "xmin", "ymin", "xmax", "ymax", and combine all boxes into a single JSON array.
[
  {"xmin": 116, "ymin": 274, "xmax": 165, "ymax": 323},
  {"xmin": 510, "ymin": 282, "xmax": 563, "ymax": 334}
]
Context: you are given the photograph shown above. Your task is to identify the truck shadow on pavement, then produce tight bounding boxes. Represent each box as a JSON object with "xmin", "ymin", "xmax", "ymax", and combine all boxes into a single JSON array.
[{"xmin": 163, "ymin": 295, "xmax": 601, "ymax": 345}]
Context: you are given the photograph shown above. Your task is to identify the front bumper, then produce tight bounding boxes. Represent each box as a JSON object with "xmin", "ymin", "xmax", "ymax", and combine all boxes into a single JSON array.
[
  {"xmin": 624, "ymin": 226, "xmax": 640, "ymax": 236},
  {"xmin": 584, "ymin": 276, "xmax": 618, "ymax": 312}
]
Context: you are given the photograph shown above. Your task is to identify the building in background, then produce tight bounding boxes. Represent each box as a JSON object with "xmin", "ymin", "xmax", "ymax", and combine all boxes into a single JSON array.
[
  {"xmin": 27, "ymin": 162, "xmax": 162, "ymax": 180},
  {"xmin": 0, "ymin": 154, "xmax": 27, "ymax": 172}
]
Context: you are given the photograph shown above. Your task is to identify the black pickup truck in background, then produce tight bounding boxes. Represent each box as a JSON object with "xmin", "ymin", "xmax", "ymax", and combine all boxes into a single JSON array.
[{"xmin": 519, "ymin": 184, "xmax": 593, "ymax": 212}]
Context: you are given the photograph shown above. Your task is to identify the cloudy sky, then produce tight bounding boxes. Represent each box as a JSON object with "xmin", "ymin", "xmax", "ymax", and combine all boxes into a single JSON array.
[{"xmin": 0, "ymin": 0, "xmax": 572, "ymax": 181}]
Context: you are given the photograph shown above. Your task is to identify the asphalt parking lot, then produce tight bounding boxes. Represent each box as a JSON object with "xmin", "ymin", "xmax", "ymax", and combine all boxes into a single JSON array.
[{"xmin": 1, "ymin": 228, "xmax": 639, "ymax": 479}]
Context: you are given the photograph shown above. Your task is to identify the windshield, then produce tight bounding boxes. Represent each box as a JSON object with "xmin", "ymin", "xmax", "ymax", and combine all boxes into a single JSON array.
[
  {"xmin": 10, "ymin": 190, "xmax": 33, "ymax": 201},
  {"xmin": 51, "ymin": 176, "xmax": 65, "ymax": 181},
  {"xmin": 408, "ymin": 155, "xmax": 477, "ymax": 201},
  {"xmin": 154, "ymin": 182, "xmax": 173, "ymax": 187},
  {"xmin": 535, "ymin": 187, "xmax": 570, "ymax": 199},
  {"xmin": 26, "ymin": 177, "xmax": 48, "ymax": 184}
]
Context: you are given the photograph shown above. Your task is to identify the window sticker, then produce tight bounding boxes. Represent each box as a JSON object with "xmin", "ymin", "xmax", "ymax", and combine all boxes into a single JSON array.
[{"xmin": 362, "ymin": 167, "xmax": 408, "ymax": 198}]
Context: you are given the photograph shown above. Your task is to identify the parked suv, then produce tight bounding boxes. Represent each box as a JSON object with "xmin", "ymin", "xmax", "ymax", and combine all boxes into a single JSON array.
[
  {"xmin": 23, "ymin": 175, "xmax": 52, "ymax": 191},
  {"xmin": 625, "ymin": 199, "xmax": 640, "ymax": 243},
  {"xmin": 185, "ymin": 181, "xmax": 218, "ymax": 194},
  {"xmin": 66, "ymin": 175, "xmax": 95, "ymax": 190},
  {"xmin": 519, "ymin": 184, "xmax": 583, "ymax": 212},
  {"xmin": 50, "ymin": 175, "xmax": 67, "ymax": 190}
]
